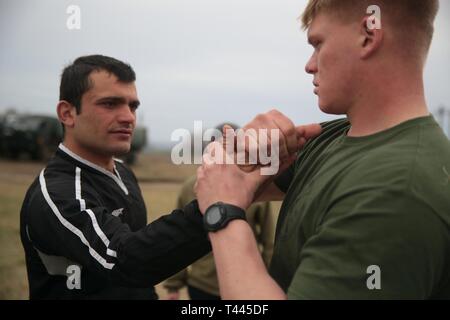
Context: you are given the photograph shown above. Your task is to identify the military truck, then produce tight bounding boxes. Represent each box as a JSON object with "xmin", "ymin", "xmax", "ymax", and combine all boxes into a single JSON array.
[
  {"xmin": 0, "ymin": 112, "xmax": 147, "ymax": 164},
  {"xmin": 0, "ymin": 113, "xmax": 62, "ymax": 160}
]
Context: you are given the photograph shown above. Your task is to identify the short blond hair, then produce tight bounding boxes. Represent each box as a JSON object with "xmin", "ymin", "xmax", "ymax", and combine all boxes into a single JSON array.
[{"xmin": 301, "ymin": 0, "xmax": 439, "ymax": 54}]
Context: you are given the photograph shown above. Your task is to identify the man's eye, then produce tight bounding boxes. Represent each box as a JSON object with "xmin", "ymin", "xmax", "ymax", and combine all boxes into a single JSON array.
[
  {"xmin": 101, "ymin": 101, "xmax": 115, "ymax": 107},
  {"xmin": 129, "ymin": 103, "xmax": 139, "ymax": 112}
]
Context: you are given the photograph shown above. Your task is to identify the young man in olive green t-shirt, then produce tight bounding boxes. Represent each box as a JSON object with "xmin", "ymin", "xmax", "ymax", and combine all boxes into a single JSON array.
[
  {"xmin": 194, "ymin": 0, "xmax": 449, "ymax": 299},
  {"xmin": 272, "ymin": 116, "xmax": 450, "ymax": 299}
]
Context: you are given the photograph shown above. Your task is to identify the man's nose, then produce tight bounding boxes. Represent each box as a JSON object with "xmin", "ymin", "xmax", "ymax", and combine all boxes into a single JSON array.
[
  {"xmin": 118, "ymin": 105, "xmax": 136, "ymax": 125},
  {"xmin": 305, "ymin": 54, "xmax": 317, "ymax": 74}
]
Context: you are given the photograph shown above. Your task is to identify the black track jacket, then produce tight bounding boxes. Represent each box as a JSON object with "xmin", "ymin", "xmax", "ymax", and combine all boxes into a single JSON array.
[{"xmin": 20, "ymin": 144, "xmax": 211, "ymax": 299}]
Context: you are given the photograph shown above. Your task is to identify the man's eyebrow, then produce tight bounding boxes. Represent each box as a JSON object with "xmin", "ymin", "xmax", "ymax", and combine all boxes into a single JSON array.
[
  {"xmin": 96, "ymin": 96, "xmax": 126, "ymax": 103},
  {"xmin": 96, "ymin": 96, "xmax": 140, "ymax": 107}
]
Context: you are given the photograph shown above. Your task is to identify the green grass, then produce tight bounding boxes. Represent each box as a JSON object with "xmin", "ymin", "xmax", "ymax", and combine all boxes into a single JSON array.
[{"xmin": 0, "ymin": 182, "xmax": 30, "ymax": 299}]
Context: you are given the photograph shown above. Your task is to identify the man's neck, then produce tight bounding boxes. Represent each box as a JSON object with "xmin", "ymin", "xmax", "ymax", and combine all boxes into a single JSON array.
[
  {"xmin": 346, "ymin": 71, "xmax": 429, "ymax": 137},
  {"xmin": 62, "ymin": 140, "xmax": 115, "ymax": 173}
]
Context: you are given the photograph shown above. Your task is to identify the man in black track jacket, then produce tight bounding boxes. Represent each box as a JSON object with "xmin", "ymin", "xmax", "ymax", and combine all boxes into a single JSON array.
[{"xmin": 20, "ymin": 55, "xmax": 211, "ymax": 299}]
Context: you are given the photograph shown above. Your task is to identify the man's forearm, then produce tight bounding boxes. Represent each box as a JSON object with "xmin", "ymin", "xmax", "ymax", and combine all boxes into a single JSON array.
[
  {"xmin": 208, "ymin": 220, "xmax": 287, "ymax": 300},
  {"xmin": 112, "ymin": 201, "xmax": 211, "ymax": 286}
]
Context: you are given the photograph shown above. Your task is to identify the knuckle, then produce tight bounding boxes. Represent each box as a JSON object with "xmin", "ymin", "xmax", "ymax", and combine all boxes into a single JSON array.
[
  {"xmin": 255, "ymin": 113, "xmax": 265, "ymax": 123},
  {"xmin": 286, "ymin": 125, "xmax": 296, "ymax": 138},
  {"xmin": 269, "ymin": 109, "xmax": 282, "ymax": 117}
]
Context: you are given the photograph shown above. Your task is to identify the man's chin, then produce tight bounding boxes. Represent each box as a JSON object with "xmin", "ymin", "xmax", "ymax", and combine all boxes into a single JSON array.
[
  {"xmin": 110, "ymin": 144, "xmax": 131, "ymax": 157},
  {"xmin": 318, "ymin": 102, "xmax": 334, "ymax": 114},
  {"xmin": 318, "ymin": 100, "xmax": 346, "ymax": 115}
]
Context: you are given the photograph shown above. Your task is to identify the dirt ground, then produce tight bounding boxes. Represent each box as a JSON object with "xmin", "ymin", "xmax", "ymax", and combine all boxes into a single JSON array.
[{"xmin": 0, "ymin": 153, "xmax": 280, "ymax": 300}]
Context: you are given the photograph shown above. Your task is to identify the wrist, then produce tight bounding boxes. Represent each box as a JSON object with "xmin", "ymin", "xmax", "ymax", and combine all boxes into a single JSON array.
[
  {"xmin": 203, "ymin": 202, "xmax": 247, "ymax": 233},
  {"xmin": 208, "ymin": 219, "xmax": 249, "ymax": 238},
  {"xmin": 201, "ymin": 199, "xmax": 247, "ymax": 214}
]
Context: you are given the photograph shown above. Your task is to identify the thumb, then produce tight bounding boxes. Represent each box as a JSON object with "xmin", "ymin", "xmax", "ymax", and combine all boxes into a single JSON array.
[
  {"xmin": 296, "ymin": 123, "xmax": 322, "ymax": 140},
  {"xmin": 222, "ymin": 124, "xmax": 236, "ymax": 153}
]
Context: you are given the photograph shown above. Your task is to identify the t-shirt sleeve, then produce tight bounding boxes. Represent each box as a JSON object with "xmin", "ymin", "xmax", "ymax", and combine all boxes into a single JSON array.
[{"xmin": 287, "ymin": 187, "xmax": 447, "ymax": 299}]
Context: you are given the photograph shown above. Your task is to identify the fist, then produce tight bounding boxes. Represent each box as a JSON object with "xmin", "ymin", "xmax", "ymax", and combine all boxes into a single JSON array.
[{"xmin": 222, "ymin": 110, "xmax": 322, "ymax": 173}]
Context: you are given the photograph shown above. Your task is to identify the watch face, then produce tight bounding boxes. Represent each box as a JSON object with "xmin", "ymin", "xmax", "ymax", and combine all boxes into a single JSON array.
[{"xmin": 206, "ymin": 207, "xmax": 223, "ymax": 226}]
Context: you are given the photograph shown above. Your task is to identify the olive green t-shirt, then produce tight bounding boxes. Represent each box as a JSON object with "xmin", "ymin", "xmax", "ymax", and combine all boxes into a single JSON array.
[{"xmin": 271, "ymin": 116, "xmax": 450, "ymax": 299}]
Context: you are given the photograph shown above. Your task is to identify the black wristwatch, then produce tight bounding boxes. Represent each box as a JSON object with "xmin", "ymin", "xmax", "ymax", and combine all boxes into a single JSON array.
[{"xmin": 203, "ymin": 202, "xmax": 247, "ymax": 232}]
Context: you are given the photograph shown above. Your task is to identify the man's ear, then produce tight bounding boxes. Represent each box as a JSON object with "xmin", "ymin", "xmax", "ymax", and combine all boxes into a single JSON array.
[
  {"xmin": 359, "ymin": 16, "xmax": 383, "ymax": 59},
  {"xmin": 57, "ymin": 100, "xmax": 76, "ymax": 129}
]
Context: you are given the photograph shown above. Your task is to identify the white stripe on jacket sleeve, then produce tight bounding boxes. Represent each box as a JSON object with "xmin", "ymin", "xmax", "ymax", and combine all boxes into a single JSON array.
[
  {"xmin": 40, "ymin": 169, "xmax": 115, "ymax": 269},
  {"xmin": 75, "ymin": 167, "xmax": 118, "ymax": 258}
]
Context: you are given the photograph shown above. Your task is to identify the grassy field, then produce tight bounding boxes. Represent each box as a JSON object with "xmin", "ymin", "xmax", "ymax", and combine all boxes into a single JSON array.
[{"xmin": 0, "ymin": 153, "xmax": 281, "ymax": 300}]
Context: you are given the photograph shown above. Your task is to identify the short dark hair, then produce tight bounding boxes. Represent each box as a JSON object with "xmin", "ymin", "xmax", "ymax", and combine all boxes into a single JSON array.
[{"xmin": 59, "ymin": 54, "xmax": 136, "ymax": 114}]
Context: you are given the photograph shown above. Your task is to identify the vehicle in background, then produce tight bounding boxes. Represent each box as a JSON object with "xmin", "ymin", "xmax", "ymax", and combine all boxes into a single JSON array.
[
  {"xmin": 0, "ymin": 113, "xmax": 62, "ymax": 160},
  {"xmin": 0, "ymin": 112, "xmax": 147, "ymax": 164}
]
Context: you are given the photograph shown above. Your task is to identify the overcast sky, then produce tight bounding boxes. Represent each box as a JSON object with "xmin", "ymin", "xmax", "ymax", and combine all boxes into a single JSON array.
[{"xmin": 1, "ymin": 0, "xmax": 449, "ymax": 148}]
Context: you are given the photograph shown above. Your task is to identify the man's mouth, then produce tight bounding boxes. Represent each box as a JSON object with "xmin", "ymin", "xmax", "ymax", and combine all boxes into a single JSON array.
[
  {"xmin": 313, "ymin": 81, "xmax": 319, "ymax": 95},
  {"xmin": 110, "ymin": 128, "xmax": 133, "ymax": 137}
]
